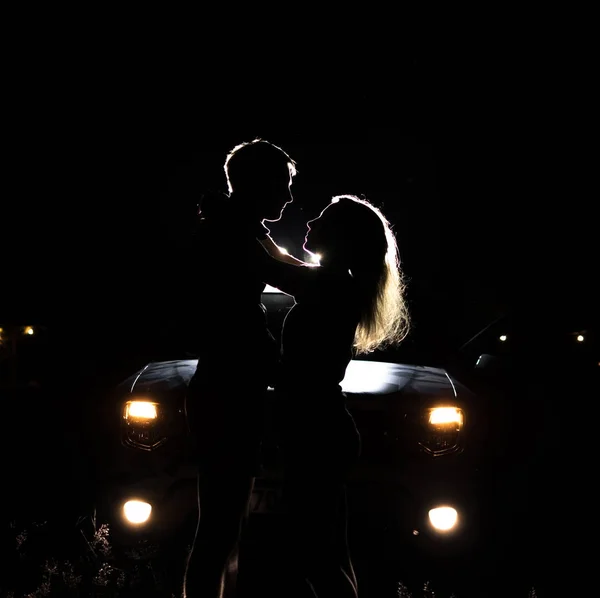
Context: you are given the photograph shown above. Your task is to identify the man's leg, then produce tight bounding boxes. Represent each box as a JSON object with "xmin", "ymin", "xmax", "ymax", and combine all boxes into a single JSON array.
[{"xmin": 183, "ymin": 470, "xmax": 255, "ymax": 598}]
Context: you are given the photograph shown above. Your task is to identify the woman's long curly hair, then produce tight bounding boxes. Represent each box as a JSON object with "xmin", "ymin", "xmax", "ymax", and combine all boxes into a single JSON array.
[{"xmin": 309, "ymin": 195, "xmax": 410, "ymax": 354}]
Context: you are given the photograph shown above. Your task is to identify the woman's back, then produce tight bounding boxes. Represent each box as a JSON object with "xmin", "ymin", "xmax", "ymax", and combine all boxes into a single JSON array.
[{"xmin": 263, "ymin": 195, "xmax": 409, "ymax": 598}]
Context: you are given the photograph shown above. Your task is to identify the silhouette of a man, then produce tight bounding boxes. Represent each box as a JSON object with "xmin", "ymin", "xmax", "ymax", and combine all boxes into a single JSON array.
[{"xmin": 183, "ymin": 138, "xmax": 303, "ymax": 598}]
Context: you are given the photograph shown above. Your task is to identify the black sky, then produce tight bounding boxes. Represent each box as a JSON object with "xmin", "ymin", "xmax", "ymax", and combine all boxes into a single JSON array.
[
  {"xmin": 5, "ymin": 131, "xmax": 595, "ymax": 342},
  {"xmin": 2, "ymin": 43, "xmax": 596, "ymax": 358}
]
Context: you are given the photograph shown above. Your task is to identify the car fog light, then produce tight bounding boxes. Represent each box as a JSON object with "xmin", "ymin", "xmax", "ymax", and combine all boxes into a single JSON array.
[
  {"xmin": 428, "ymin": 506, "xmax": 458, "ymax": 531},
  {"xmin": 123, "ymin": 500, "xmax": 152, "ymax": 525}
]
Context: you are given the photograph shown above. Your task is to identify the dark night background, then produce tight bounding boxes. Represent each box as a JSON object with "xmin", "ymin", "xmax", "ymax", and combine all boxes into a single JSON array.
[
  {"xmin": 5, "ymin": 129, "xmax": 596, "ymax": 372},
  {"xmin": 1, "ymin": 43, "xmax": 598, "ymax": 595}
]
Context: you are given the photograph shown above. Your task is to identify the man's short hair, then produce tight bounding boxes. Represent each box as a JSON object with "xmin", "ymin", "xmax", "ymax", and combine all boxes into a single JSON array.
[{"xmin": 224, "ymin": 138, "xmax": 297, "ymax": 194}]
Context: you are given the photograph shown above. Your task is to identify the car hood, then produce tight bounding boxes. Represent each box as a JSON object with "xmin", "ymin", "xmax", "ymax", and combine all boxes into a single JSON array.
[{"xmin": 119, "ymin": 359, "xmax": 471, "ymax": 402}]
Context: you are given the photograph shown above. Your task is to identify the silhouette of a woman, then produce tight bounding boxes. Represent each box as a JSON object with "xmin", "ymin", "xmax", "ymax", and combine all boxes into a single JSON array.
[{"xmin": 255, "ymin": 195, "xmax": 410, "ymax": 597}]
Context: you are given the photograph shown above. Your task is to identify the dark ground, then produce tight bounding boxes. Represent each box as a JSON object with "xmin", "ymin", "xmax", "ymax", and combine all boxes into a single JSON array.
[{"xmin": 2, "ymin": 323, "xmax": 597, "ymax": 596}]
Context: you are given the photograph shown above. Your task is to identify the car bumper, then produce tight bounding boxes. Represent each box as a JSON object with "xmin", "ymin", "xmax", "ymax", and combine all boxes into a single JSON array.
[{"xmin": 96, "ymin": 457, "xmax": 482, "ymax": 561}]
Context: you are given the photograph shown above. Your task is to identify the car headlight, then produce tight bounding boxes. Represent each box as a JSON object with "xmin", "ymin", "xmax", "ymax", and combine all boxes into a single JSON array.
[
  {"xmin": 124, "ymin": 401, "xmax": 158, "ymax": 420},
  {"xmin": 122, "ymin": 399, "xmax": 168, "ymax": 451},
  {"xmin": 419, "ymin": 406, "xmax": 464, "ymax": 456}
]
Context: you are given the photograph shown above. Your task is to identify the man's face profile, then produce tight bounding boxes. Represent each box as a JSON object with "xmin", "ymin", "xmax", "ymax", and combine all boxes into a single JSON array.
[{"xmin": 262, "ymin": 167, "xmax": 294, "ymax": 222}]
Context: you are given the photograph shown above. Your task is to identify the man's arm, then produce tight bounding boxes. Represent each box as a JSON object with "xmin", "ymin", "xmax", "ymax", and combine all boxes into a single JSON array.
[
  {"xmin": 259, "ymin": 235, "xmax": 310, "ymax": 266},
  {"xmin": 253, "ymin": 239, "xmax": 319, "ymax": 299}
]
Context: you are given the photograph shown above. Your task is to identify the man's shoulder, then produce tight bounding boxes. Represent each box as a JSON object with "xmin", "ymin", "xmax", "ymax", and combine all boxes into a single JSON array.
[
  {"xmin": 193, "ymin": 192, "xmax": 234, "ymax": 240},
  {"xmin": 198, "ymin": 191, "xmax": 230, "ymax": 221}
]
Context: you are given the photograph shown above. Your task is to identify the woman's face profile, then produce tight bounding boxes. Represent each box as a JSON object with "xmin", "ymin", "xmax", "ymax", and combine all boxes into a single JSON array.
[{"xmin": 303, "ymin": 202, "xmax": 339, "ymax": 255}]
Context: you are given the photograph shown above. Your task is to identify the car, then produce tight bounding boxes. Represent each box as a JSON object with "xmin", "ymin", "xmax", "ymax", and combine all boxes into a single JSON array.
[
  {"xmin": 90, "ymin": 291, "xmax": 598, "ymax": 595},
  {"xmin": 92, "ymin": 286, "xmax": 499, "ymax": 577}
]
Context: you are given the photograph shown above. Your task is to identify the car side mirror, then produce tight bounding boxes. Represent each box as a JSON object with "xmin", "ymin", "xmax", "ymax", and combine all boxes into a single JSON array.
[{"xmin": 475, "ymin": 353, "xmax": 505, "ymax": 374}]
